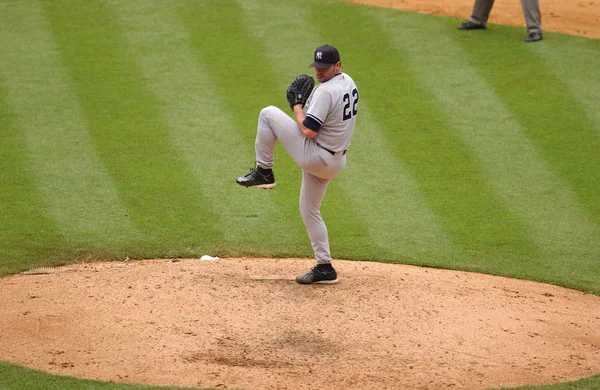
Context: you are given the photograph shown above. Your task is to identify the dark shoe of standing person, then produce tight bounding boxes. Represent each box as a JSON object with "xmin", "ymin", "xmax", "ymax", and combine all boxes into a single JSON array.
[
  {"xmin": 457, "ymin": 21, "xmax": 486, "ymax": 30},
  {"xmin": 524, "ymin": 32, "xmax": 543, "ymax": 42}
]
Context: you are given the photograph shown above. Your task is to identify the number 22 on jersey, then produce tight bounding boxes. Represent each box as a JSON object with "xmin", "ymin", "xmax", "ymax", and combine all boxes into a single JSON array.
[{"xmin": 342, "ymin": 88, "xmax": 359, "ymax": 121}]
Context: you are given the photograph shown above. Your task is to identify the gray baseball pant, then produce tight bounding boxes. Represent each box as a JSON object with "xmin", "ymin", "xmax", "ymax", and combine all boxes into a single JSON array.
[
  {"xmin": 469, "ymin": 0, "xmax": 542, "ymax": 34},
  {"xmin": 254, "ymin": 106, "xmax": 346, "ymax": 265}
]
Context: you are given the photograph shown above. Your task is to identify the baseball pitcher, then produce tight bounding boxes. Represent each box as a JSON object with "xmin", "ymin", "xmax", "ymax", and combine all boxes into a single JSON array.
[{"xmin": 236, "ymin": 44, "xmax": 359, "ymax": 284}]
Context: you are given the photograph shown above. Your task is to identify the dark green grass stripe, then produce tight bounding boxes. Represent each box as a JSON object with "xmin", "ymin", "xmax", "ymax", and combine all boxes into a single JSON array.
[
  {"xmin": 455, "ymin": 28, "xmax": 600, "ymax": 225},
  {"xmin": 41, "ymin": 0, "xmax": 222, "ymax": 252},
  {"xmin": 309, "ymin": 2, "xmax": 539, "ymax": 267},
  {"xmin": 532, "ymin": 36, "xmax": 600, "ymax": 134},
  {"xmin": 0, "ymin": 82, "xmax": 66, "ymax": 274}
]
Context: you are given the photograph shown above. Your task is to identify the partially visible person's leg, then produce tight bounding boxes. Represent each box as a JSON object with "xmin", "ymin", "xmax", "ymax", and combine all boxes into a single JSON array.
[
  {"xmin": 458, "ymin": 0, "xmax": 494, "ymax": 29},
  {"xmin": 521, "ymin": 0, "xmax": 542, "ymax": 35},
  {"xmin": 469, "ymin": 0, "xmax": 495, "ymax": 25}
]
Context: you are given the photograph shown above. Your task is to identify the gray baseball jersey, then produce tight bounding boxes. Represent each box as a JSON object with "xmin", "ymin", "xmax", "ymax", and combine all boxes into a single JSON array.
[{"xmin": 305, "ymin": 72, "xmax": 359, "ymax": 153}]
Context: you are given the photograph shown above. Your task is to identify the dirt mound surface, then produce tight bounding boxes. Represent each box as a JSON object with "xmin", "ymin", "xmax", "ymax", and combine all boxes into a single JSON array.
[{"xmin": 1, "ymin": 258, "xmax": 599, "ymax": 390}]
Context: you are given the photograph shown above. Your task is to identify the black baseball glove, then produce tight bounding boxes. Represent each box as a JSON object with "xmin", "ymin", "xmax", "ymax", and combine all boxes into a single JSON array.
[{"xmin": 286, "ymin": 74, "xmax": 315, "ymax": 110}]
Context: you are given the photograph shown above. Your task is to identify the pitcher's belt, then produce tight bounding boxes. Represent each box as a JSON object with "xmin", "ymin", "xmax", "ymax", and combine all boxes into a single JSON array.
[{"xmin": 317, "ymin": 143, "xmax": 347, "ymax": 156}]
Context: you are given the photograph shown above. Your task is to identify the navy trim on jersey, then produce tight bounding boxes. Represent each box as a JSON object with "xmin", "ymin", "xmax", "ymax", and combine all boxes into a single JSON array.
[
  {"xmin": 303, "ymin": 115, "xmax": 321, "ymax": 132},
  {"xmin": 306, "ymin": 113, "xmax": 323, "ymax": 125}
]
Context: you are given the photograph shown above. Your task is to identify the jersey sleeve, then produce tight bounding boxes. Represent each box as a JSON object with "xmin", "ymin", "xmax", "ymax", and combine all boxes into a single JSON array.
[
  {"xmin": 302, "ymin": 115, "xmax": 321, "ymax": 132},
  {"xmin": 305, "ymin": 87, "xmax": 332, "ymax": 127}
]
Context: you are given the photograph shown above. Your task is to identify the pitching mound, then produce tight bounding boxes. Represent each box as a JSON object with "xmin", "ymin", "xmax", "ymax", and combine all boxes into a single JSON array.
[{"xmin": 0, "ymin": 257, "xmax": 599, "ymax": 390}]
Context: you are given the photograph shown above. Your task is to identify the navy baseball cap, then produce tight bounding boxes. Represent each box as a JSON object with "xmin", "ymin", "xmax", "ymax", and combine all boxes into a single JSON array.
[{"xmin": 309, "ymin": 44, "xmax": 341, "ymax": 68}]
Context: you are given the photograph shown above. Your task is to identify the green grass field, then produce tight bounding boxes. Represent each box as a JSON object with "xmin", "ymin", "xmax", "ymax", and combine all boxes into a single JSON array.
[{"xmin": 1, "ymin": 0, "xmax": 599, "ymax": 389}]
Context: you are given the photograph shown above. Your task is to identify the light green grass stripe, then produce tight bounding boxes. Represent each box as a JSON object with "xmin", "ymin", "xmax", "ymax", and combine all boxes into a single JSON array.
[
  {"xmin": 378, "ymin": 13, "xmax": 600, "ymax": 283},
  {"xmin": 238, "ymin": 0, "xmax": 456, "ymax": 262},
  {"xmin": 0, "ymin": 0, "xmax": 135, "ymax": 248},
  {"xmin": 531, "ymin": 38, "xmax": 600, "ymax": 135},
  {"xmin": 111, "ymin": 1, "xmax": 275, "ymax": 249}
]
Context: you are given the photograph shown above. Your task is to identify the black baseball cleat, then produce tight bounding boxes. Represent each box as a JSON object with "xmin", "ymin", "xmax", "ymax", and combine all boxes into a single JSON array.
[
  {"xmin": 236, "ymin": 167, "xmax": 275, "ymax": 189},
  {"xmin": 296, "ymin": 266, "xmax": 338, "ymax": 284},
  {"xmin": 524, "ymin": 32, "xmax": 543, "ymax": 42},
  {"xmin": 457, "ymin": 21, "xmax": 486, "ymax": 30}
]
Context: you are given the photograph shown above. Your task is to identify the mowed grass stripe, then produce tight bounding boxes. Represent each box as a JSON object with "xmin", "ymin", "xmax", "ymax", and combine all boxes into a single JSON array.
[
  {"xmin": 312, "ymin": 3, "xmax": 537, "ymax": 270},
  {"xmin": 532, "ymin": 36, "xmax": 600, "ymax": 135},
  {"xmin": 0, "ymin": 84, "xmax": 67, "ymax": 273},
  {"xmin": 112, "ymin": 1, "xmax": 274, "ymax": 253},
  {"xmin": 178, "ymin": 0, "xmax": 317, "ymax": 258},
  {"xmin": 457, "ymin": 28, "xmax": 600, "ymax": 225},
  {"xmin": 388, "ymin": 14, "xmax": 600, "ymax": 288},
  {"xmin": 237, "ymin": 0, "xmax": 384, "ymax": 261},
  {"xmin": 338, "ymin": 108, "xmax": 461, "ymax": 263},
  {"xmin": 41, "ymin": 0, "xmax": 222, "ymax": 252},
  {"xmin": 236, "ymin": 0, "xmax": 316, "ymax": 73},
  {"xmin": 0, "ymin": 0, "xmax": 136, "ymax": 252}
]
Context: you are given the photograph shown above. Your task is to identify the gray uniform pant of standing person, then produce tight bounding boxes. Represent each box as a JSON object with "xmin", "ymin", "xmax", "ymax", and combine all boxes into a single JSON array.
[
  {"xmin": 254, "ymin": 106, "xmax": 346, "ymax": 265},
  {"xmin": 469, "ymin": 0, "xmax": 542, "ymax": 33}
]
